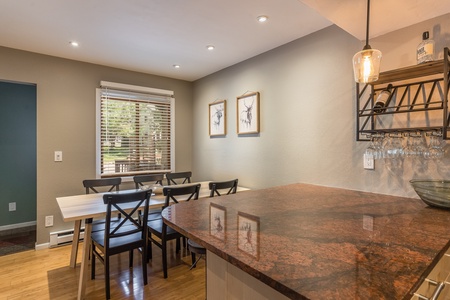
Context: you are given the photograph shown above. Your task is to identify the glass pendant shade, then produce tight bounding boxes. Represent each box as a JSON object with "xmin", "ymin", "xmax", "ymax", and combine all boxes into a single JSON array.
[{"xmin": 353, "ymin": 47, "xmax": 382, "ymax": 83}]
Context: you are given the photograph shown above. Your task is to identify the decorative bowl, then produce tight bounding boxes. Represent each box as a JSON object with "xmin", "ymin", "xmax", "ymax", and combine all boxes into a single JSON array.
[{"xmin": 410, "ymin": 180, "xmax": 450, "ymax": 209}]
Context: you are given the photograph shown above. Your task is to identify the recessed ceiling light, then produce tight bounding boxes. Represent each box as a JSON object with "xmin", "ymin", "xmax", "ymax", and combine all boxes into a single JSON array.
[
  {"xmin": 173, "ymin": 64, "xmax": 180, "ymax": 69},
  {"xmin": 206, "ymin": 45, "xmax": 215, "ymax": 51},
  {"xmin": 257, "ymin": 15, "xmax": 268, "ymax": 23},
  {"xmin": 69, "ymin": 41, "xmax": 79, "ymax": 47}
]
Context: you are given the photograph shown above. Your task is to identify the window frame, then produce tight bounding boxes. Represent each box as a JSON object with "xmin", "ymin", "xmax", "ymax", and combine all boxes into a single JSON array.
[{"xmin": 95, "ymin": 81, "xmax": 175, "ymax": 179}]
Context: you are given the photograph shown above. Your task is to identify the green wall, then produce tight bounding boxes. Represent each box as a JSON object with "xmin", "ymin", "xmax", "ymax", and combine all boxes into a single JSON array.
[{"xmin": 0, "ymin": 81, "xmax": 36, "ymax": 226}]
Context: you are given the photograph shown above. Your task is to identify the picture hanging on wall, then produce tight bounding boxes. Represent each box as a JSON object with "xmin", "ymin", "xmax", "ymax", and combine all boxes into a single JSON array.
[
  {"xmin": 237, "ymin": 92, "xmax": 260, "ymax": 134},
  {"xmin": 209, "ymin": 100, "xmax": 226, "ymax": 136}
]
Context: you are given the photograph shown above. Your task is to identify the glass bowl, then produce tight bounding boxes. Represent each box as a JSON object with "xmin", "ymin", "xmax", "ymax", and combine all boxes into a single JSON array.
[{"xmin": 410, "ymin": 180, "xmax": 450, "ymax": 209}]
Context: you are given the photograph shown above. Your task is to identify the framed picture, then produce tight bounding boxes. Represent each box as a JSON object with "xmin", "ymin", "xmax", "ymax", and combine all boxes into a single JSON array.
[
  {"xmin": 237, "ymin": 211, "xmax": 260, "ymax": 259},
  {"xmin": 237, "ymin": 92, "xmax": 259, "ymax": 134},
  {"xmin": 210, "ymin": 203, "xmax": 226, "ymax": 240},
  {"xmin": 209, "ymin": 100, "xmax": 226, "ymax": 136}
]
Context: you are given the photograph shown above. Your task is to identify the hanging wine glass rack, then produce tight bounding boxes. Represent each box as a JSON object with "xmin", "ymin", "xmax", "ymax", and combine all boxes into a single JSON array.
[{"xmin": 356, "ymin": 47, "xmax": 450, "ymax": 141}]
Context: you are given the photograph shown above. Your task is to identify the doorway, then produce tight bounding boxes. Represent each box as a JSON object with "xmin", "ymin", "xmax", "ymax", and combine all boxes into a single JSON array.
[{"xmin": 0, "ymin": 80, "xmax": 37, "ymax": 255}]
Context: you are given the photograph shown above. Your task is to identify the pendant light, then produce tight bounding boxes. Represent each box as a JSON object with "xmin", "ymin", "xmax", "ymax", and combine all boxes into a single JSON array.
[{"xmin": 352, "ymin": 0, "xmax": 382, "ymax": 83}]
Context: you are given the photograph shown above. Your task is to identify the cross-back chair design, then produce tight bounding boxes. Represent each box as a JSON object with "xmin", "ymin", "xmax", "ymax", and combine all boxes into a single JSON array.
[
  {"xmin": 209, "ymin": 179, "xmax": 239, "ymax": 197},
  {"xmin": 166, "ymin": 171, "xmax": 192, "ymax": 185},
  {"xmin": 147, "ymin": 183, "xmax": 201, "ymax": 278},
  {"xmin": 188, "ymin": 179, "xmax": 239, "ymax": 269},
  {"xmin": 82, "ymin": 177, "xmax": 122, "ymax": 231},
  {"xmin": 83, "ymin": 177, "xmax": 121, "ymax": 194},
  {"xmin": 133, "ymin": 174, "xmax": 164, "ymax": 189},
  {"xmin": 133, "ymin": 174, "xmax": 165, "ymax": 222},
  {"xmin": 91, "ymin": 189, "xmax": 151, "ymax": 300}
]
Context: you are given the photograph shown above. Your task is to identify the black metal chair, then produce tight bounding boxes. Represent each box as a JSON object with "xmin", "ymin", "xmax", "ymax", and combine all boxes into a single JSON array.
[
  {"xmin": 133, "ymin": 174, "xmax": 164, "ymax": 189},
  {"xmin": 82, "ymin": 178, "xmax": 122, "ymax": 232},
  {"xmin": 188, "ymin": 179, "xmax": 239, "ymax": 269},
  {"xmin": 133, "ymin": 174, "xmax": 165, "ymax": 222},
  {"xmin": 91, "ymin": 189, "xmax": 151, "ymax": 300},
  {"xmin": 83, "ymin": 178, "xmax": 121, "ymax": 194},
  {"xmin": 147, "ymin": 183, "xmax": 201, "ymax": 278},
  {"xmin": 166, "ymin": 171, "xmax": 192, "ymax": 185},
  {"xmin": 209, "ymin": 179, "xmax": 238, "ymax": 197}
]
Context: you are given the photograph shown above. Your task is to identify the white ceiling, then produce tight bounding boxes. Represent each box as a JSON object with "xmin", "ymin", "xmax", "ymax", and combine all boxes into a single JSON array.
[{"xmin": 0, "ymin": 0, "xmax": 449, "ymax": 82}]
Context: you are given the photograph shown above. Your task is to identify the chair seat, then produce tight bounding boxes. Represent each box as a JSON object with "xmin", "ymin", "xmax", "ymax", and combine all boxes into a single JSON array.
[
  {"xmin": 188, "ymin": 239, "xmax": 206, "ymax": 255},
  {"xmin": 92, "ymin": 230, "xmax": 143, "ymax": 251},
  {"xmin": 147, "ymin": 219, "xmax": 180, "ymax": 237},
  {"xmin": 188, "ymin": 239, "xmax": 206, "ymax": 270}
]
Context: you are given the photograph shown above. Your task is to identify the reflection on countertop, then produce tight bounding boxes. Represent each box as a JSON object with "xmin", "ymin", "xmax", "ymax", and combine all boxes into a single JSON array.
[{"xmin": 162, "ymin": 183, "xmax": 450, "ymax": 299}]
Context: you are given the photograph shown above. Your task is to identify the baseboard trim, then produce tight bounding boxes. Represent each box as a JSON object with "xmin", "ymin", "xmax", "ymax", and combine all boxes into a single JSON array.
[
  {"xmin": 0, "ymin": 221, "xmax": 36, "ymax": 232},
  {"xmin": 36, "ymin": 243, "xmax": 50, "ymax": 250}
]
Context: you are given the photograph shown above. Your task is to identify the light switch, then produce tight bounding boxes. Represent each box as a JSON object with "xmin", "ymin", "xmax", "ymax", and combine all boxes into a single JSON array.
[
  {"xmin": 54, "ymin": 151, "xmax": 63, "ymax": 162},
  {"xmin": 363, "ymin": 154, "xmax": 374, "ymax": 170}
]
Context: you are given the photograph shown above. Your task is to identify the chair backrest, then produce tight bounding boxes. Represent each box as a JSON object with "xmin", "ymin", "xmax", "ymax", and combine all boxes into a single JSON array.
[
  {"xmin": 83, "ymin": 177, "xmax": 121, "ymax": 194},
  {"xmin": 209, "ymin": 179, "xmax": 238, "ymax": 197},
  {"xmin": 102, "ymin": 189, "xmax": 151, "ymax": 247},
  {"xmin": 166, "ymin": 171, "xmax": 192, "ymax": 185},
  {"xmin": 133, "ymin": 174, "xmax": 164, "ymax": 189},
  {"xmin": 162, "ymin": 184, "xmax": 200, "ymax": 208}
]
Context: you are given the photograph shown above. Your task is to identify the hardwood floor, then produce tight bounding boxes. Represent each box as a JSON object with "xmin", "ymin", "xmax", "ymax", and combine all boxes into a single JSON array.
[{"xmin": 0, "ymin": 240, "xmax": 205, "ymax": 299}]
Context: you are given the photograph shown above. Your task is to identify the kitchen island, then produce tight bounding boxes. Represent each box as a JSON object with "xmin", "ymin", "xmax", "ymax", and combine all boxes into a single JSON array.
[{"xmin": 162, "ymin": 183, "xmax": 450, "ymax": 299}]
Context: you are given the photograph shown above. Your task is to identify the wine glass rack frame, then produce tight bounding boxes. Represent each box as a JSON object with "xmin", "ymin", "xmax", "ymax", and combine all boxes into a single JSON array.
[{"xmin": 356, "ymin": 47, "xmax": 450, "ymax": 141}]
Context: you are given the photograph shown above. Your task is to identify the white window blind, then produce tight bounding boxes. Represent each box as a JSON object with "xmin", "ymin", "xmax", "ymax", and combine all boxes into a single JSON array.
[{"xmin": 96, "ymin": 82, "xmax": 174, "ymax": 177}]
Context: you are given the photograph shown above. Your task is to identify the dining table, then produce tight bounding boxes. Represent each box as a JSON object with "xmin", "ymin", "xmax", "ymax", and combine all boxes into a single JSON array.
[{"xmin": 56, "ymin": 181, "xmax": 248, "ymax": 300}]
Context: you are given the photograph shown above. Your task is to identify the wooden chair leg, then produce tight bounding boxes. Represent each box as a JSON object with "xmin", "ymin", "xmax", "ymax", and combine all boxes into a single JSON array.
[
  {"xmin": 162, "ymin": 240, "xmax": 168, "ymax": 278},
  {"xmin": 147, "ymin": 234, "xmax": 153, "ymax": 261},
  {"xmin": 105, "ymin": 256, "xmax": 110, "ymax": 299},
  {"xmin": 191, "ymin": 252, "xmax": 196, "ymax": 268},
  {"xmin": 176, "ymin": 238, "xmax": 180, "ymax": 252},
  {"xmin": 129, "ymin": 250, "xmax": 133, "ymax": 268},
  {"xmin": 91, "ymin": 245, "xmax": 96, "ymax": 280},
  {"xmin": 142, "ymin": 244, "xmax": 148, "ymax": 285}
]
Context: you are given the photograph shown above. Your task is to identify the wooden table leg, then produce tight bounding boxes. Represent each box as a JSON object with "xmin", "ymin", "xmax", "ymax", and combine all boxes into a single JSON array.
[
  {"xmin": 77, "ymin": 218, "xmax": 92, "ymax": 300},
  {"xmin": 70, "ymin": 219, "xmax": 82, "ymax": 268}
]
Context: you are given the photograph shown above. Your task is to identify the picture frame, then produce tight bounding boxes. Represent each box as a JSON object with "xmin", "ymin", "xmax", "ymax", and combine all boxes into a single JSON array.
[
  {"xmin": 209, "ymin": 100, "xmax": 226, "ymax": 136},
  {"xmin": 237, "ymin": 211, "xmax": 260, "ymax": 259},
  {"xmin": 237, "ymin": 92, "xmax": 260, "ymax": 134},
  {"xmin": 210, "ymin": 203, "xmax": 226, "ymax": 240}
]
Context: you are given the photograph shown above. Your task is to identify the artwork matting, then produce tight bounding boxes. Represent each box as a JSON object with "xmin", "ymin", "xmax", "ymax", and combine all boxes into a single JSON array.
[
  {"xmin": 237, "ymin": 92, "xmax": 260, "ymax": 134},
  {"xmin": 209, "ymin": 100, "xmax": 226, "ymax": 136}
]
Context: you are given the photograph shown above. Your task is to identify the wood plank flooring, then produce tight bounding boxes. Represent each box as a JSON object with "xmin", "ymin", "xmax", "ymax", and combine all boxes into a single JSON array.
[{"xmin": 0, "ymin": 240, "xmax": 205, "ymax": 299}]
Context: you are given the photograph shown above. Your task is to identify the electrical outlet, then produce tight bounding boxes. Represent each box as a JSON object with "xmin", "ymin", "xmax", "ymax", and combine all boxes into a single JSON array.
[
  {"xmin": 9, "ymin": 202, "xmax": 16, "ymax": 211},
  {"xmin": 54, "ymin": 151, "xmax": 63, "ymax": 162},
  {"xmin": 45, "ymin": 215, "xmax": 54, "ymax": 227},
  {"xmin": 363, "ymin": 154, "xmax": 375, "ymax": 170}
]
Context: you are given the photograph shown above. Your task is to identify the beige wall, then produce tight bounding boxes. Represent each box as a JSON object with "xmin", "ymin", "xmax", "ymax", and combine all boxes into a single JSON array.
[
  {"xmin": 192, "ymin": 15, "xmax": 450, "ymax": 196},
  {"xmin": 0, "ymin": 46, "xmax": 193, "ymax": 244}
]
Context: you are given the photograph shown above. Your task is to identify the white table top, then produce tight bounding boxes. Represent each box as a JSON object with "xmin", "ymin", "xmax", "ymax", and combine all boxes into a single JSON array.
[{"xmin": 56, "ymin": 181, "xmax": 248, "ymax": 222}]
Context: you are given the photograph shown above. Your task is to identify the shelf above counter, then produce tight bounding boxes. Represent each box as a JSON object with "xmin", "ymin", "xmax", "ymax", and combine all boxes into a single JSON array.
[{"xmin": 356, "ymin": 47, "xmax": 450, "ymax": 141}]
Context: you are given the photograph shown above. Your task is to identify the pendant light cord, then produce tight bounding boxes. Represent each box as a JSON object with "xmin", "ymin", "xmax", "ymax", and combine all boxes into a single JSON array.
[{"xmin": 365, "ymin": 0, "xmax": 370, "ymax": 47}]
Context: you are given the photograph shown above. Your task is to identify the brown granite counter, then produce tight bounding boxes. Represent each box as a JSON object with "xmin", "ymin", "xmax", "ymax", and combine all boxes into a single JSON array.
[{"xmin": 162, "ymin": 183, "xmax": 450, "ymax": 299}]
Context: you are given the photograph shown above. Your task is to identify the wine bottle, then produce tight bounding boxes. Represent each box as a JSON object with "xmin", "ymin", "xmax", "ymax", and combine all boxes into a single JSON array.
[
  {"xmin": 373, "ymin": 84, "xmax": 393, "ymax": 113},
  {"xmin": 417, "ymin": 31, "xmax": 434, "ymax": 64}
]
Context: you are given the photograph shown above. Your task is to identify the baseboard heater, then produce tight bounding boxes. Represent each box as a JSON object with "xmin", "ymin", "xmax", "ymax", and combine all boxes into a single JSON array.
[{"xmin": 50, "ymin": 228, "xmax": 84, "ymax": 248}]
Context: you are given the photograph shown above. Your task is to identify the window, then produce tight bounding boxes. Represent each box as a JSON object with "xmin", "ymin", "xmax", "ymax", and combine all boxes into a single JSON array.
[{"xmin": 96, "ymin": 81, "xmax": 174, "ymax": 178}]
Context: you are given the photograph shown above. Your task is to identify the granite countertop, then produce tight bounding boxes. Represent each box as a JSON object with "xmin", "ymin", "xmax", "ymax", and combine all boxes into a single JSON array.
[{"xmin": 162, "ymin": 183, "xmax": 450, "ymax": 299}]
